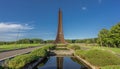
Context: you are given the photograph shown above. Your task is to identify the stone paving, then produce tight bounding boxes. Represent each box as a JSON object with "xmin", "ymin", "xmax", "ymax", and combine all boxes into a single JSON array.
[{"xmin": 50, "ymin": 50, "xmax": 74, "ymax": 56}]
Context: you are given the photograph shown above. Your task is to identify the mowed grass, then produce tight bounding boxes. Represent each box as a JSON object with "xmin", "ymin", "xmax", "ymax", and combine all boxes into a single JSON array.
[
  {"xmin": 89, "ymin": 46, "xmax": 120, "ymax": 54},
  {"xmin": 75, "ymin": 49, "xmax": 120, "ymax": 68},
  {"xmin": 0, "ymin": 44, "xmax": 42, "ymax": 52},
  {"xmin": 71, "ymin": 43, "xmax": 120, "ymax": 69},
  {"xmin": 101, "ymin": 65, "xmax": 120, "ymax": 69},
  {"xmin": 74, "ymin": 43, "xmax": 120, "ymax": 54}
]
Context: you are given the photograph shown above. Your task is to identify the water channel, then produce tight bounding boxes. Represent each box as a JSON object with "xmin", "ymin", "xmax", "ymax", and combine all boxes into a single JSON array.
[{"xmin": 35, "ymin": 56, "xmax": 88, "ymax": 69}]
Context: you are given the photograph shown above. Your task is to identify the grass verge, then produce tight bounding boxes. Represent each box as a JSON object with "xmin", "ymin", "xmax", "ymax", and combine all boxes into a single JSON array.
[
  {"xmin": 0, "ymin": 44, "xmax": 41, "ymax": 52},
  {"xmin": 75, "ymin": 49, "xmax": 120, "ymax": 68}
]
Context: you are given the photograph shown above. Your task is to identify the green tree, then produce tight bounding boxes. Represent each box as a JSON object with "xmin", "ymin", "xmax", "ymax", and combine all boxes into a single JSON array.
[
  {"xmin": 32, "ymin": 38, "xmax": 43, "ymax": 44},
  {"xmin": 97, "ymin": 28, "xmax": 109, "ymax": 47},
  {"xmin": 0, "ymin": 42, "xmax": 5, "ymax": 45},
  {"xmin": 66, "ymin": 40, "xmax": 72, "ymax": 43},
  {"xmin": 97, "ymin": 23, "xmax": 120, "ymax": 48},
  {"xmin": 45, "ymin": 40, "xmax": 54, "ymax": 43},
  {"xmin": 110, "ymin": 23, "xmax": 120, "ymax": 47}
]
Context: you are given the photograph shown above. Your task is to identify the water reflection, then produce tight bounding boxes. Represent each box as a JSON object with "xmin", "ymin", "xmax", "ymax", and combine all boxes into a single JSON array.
[
  {"xmin": 57, "ymin": 57, "xmax": 63, "ymax": 69},
  {"xmin": 36, "ymin": 56, "xmax": 88, "ymax": 69}
]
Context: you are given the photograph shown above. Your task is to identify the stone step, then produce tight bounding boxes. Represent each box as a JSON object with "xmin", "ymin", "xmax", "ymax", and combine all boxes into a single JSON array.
[{"xmin": 49, "ymin": 50, "xmax": 74, "ymax": 56}]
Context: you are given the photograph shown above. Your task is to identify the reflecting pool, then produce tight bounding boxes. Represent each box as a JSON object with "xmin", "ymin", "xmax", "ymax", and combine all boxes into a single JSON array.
[{"xmin": 36, "ymin": 56, "xmax": 88, "ymax": 69}]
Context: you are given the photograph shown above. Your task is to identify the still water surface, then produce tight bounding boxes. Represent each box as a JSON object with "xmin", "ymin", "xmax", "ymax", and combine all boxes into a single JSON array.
[{"xmin": 36, "ymin": 56, "xmax": 88, "ymax": 69}]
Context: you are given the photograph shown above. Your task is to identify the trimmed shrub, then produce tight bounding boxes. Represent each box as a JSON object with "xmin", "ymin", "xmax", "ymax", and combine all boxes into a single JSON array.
[
  {"xmin": 43, "ymin": 44, "xmax": 56, "ymax": 50},
  {"xmin": 8, "ymin": 54, "xmax": 39, "ymax": 69},
  {"xmin": 68, "ymin": 45, "xmax": 80, "ymax": 50},
  {"xmin": 0, "ymin": 66, "xmax": 4, "ymax": 69},
  {"xmin": 31, "ymin": 48, "xmax": 48, "ymax": 57}
]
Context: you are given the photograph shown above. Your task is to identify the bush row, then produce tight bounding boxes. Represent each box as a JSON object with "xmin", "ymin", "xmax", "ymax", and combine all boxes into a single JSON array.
[
  {"xmin": 43, "ymin": 44, "xmax": 56, "ymax": 50},
  {"xmin": 67, "ymin": 44, "xmax": 80, "ymax": 50}
]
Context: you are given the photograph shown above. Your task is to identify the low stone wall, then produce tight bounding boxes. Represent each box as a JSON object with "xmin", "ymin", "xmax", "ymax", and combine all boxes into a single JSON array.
[
  {"xmin": 49, "ymin": 50, "xmax": 74, "ymax": 56},
  {"xmin": 69, "ymin": 49, "xmax": 99, "ymax": 69},
  {"xmin": 23, "ymin": 57, "xmax": 46, "ymax": 69},
  {"xmin": 75, "ymin": 55, "xmax": 99, "ymax": 69},
  {"xmin": 24, "ymin": 50, "xmax": 98, "ymax": 69}
]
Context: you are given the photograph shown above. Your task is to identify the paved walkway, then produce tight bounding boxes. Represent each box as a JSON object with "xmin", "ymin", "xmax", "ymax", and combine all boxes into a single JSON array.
[{"xmin": 0, "ymin": 46, "xmax": 41, "ymax": 61}]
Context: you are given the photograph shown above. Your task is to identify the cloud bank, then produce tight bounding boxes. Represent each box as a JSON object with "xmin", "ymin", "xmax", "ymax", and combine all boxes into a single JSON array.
[
  {"xmin": 0, "ymin": 22, "xmax": 33, "ymax": 41},
  {"xmin": 0, "ymin": 23, "xmax": 32, "ymax": 32}
]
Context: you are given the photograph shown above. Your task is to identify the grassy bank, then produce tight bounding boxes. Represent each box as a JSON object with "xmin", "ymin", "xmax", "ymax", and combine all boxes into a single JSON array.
[
  {"xmin": 91, "ymin": 46, "xmax": 120, "ymax": 54},
  {"xmin": 4, "ymin": 44, "xmax": 55, "ymax": 69},
  {"xmin": 69, "ymin": 44, "xmax": 120, "ymax": 69},
  {"xmin": 101, "ymin": 65, "xmax": 120, "ymax": 69},
  {"xmin": 75, "ymin": 49, "xmax": 120, "ymax": 68},
  {"xmin": 75, "ymin": 43, "xmax": 120, "ymax": 54},
  {"xmin": 0, "ymin": 44, "xmax": 42, "ymax": 52}
]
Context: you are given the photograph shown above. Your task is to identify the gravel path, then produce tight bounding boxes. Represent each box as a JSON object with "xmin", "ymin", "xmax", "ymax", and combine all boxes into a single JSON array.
[{"xmin": 0, "ymin": 46, "xmax": 41, "ymax": 61}]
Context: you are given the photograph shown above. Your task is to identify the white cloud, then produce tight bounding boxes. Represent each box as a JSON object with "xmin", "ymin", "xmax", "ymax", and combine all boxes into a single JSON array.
[
  {"xmin": 81, "ymin": 6, "xmax": 87, "ymax": 10},
  {"xmin": 0, "ymin": 33, "xmax": 25, "ymax": 41},
  {"xmin": 0, "ymin": 22, "xmax": 33, "ymax": 32},
  {"xmin": 0, "ymin": 22, "xmax": 33, "ymax": 41},
  {"xmin": 98, "ymin": 0, "xmax": 102, "ymax": 4}
]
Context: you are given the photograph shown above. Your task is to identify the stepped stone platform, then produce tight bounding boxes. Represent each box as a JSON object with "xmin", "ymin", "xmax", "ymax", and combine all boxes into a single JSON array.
[
  {"xmin": 49, "ymin": 45, "xmax": 74, "ymax": 56},
  {"xmin": 49, "ymin": 50, "xmax": 74, "ymax": 56}
]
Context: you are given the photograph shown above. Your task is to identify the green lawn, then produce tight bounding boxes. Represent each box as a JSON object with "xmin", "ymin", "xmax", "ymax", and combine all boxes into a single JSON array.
[
  {"xmin": 70, "ymin": 43, "xmax": 120, "ymax": 69},
  {"xmin": 74, "ymin": 43, "xmax": 120, "ymax": 54},
  {"xmin": 0, "ymin": 44, "xmax": 42, "ymax": 52},
  {"xmin": 101, "ymin": 65, "xmax": 120, "ymax": 69},
  {"xmin": 75, "ymin": 49, "xmax": 120, "ymax": 68},
  {"xmin": 90, "ymin": 46, "xmax": 120, "ymax": 54}
]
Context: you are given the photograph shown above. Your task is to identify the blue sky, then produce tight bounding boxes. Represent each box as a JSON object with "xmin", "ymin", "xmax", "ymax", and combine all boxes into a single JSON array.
[{"xmin": 0, "ymin": 0, "xmax": 120, "ymax": 41}]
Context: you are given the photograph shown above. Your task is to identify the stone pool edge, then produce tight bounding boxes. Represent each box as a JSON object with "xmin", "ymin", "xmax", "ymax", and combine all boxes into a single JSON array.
[
  {"xmin": 69, "ymin": 49, "xmax": 99, "ymax": 69},
  {"xmin": 23, "ymin": 57, "xmax": 46, "ymax": 69},
  {"xmin": 74, "ymin": 55, "xmax": 99, "ymax": 69}
]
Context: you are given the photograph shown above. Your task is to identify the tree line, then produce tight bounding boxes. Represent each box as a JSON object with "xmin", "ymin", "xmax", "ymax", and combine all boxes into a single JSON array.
[
  {"xmin": 97, "ymin": 23, "xmax": 120, "ymax": 48},
  {"xmin": 0, "ymin": 38, "xmax": 97, "ymax": 45},
  {"xmin": 1, "ymin": 23, "xmax": 119, "ymax": 48},
  {"xmin": 66, "ymin": 38, "xmax": 97, "ymax": 44},
  {"xmin": 0, "ymin": 38, "xmax": 44, "ymax": 45}
]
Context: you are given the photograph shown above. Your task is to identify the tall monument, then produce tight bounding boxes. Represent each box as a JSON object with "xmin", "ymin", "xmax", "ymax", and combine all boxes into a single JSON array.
[{"xmin": 54, "ymin": 8, "xmax": 67, "ymax": 44}]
